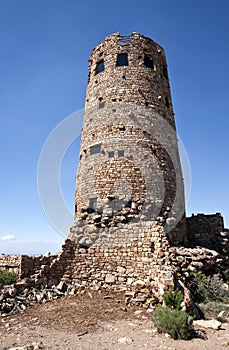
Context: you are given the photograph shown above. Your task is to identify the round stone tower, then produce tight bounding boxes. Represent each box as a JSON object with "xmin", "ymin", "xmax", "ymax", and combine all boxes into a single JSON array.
[{"xmin": 70, "ymin": 32, "xmax": 187, "ymax": 246}]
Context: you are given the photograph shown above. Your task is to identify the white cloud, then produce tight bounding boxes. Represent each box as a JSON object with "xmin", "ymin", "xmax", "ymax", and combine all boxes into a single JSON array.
[{"xmin": 0, "ymin": 234, "xmax": 15, "ymax": 241}]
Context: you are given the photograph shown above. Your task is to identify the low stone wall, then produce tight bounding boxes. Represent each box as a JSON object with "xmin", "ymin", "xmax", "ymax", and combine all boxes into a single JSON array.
[
  {"xmin": 19, "ymin": 254, "xmax": 57, "ymax": 279},
  {"xmin": 1, "ymin": 213, "xmax": 229, "ymax": 316},
  {"xmin": 0, "ymin": 255, "xmax": 21, "ymax": 275},
  {"xmin": 41, "ymin": 219, "xmax": 228, "ymax": 296},
  {"xmin": 187, "ymin": 213, "xmax": 229, "ymax": 254},
  {"xmin": 1, "ymin": 216, "xmax": 229, "ymax": 316},
  {"xmin": 0, "ymin": 254, "xmax": 57, "ymax": 279}
]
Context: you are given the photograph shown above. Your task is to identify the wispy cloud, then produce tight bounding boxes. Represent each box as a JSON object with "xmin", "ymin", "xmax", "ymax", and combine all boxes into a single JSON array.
[
  {"xmin": 0, "ymin": 234, "xmax": 15, "ymax": 241},
  {"xmin": 0, "ymin": 235, "xmax": 63, "ymax": 255}
]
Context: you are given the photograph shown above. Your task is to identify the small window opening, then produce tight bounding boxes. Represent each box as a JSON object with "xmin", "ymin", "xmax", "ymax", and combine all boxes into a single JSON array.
[
  {"xmin": 112, "ymin": 98, "xmax": 117, "ymax": 102},
  {"xmin": 99, "ymin": 101, "xmax": 105, "ymax": 109},
  {"xmin": 150, "ymin": 242, "xmax": 155, "ymax": 253},
  {"xmin": 91, "ymin": 144, "xmax": 101, "ymax": 155},
  {"xmin": 108, "ymin": 151, "xmax": 114, "ymax": 158},
  {"xmin": 163, "ymin": 65, "xmax": 168, "ymax": 78},
  {"xmin": 125, "ymin": 200, "xmax": 132, "ymax": 208},
  {"xmin": 127, "ymin": 155, "xmax": 133, "ymax": 160},
  {"xmin": 113, "ymin": 200, "xmax": 121, "ymax": 211},
  {"xmin": 89, "ymin": 198, "xmax": 97, "ymax": 211},
  {"xmin": 116, "ymin": 53, "xmax": 128, "ymax": 66},
  {"xmin": 118, "ymin": 150, "xmax": 124, "ymax": 157},
  {"xmin": 165, "ymin": 97, "xmax": 170, "ymax": 108},
  {"xmin": 119, "ymin": 126, "xmax": 126, "ymax": 131},
  {"xmin": 144, "ymin": 55, "xmax": 153, "ymax": 68},
  {"xmin": 95, "ymin": 60, "xmax": 104, "ymax": 74}
]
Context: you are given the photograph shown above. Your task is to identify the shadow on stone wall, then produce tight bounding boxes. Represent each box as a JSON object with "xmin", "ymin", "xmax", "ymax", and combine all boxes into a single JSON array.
[{"xmin": 186, "ymin": 213, "xmax": 229, "ymax": 255}]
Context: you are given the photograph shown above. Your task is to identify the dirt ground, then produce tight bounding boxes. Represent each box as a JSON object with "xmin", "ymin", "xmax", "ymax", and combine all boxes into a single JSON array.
[{"xmin": 0, "ymin": 289, "xmax": 229, "ymax": 350}]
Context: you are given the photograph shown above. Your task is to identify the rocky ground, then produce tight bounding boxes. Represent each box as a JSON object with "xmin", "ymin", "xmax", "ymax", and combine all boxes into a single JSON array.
[{"xmin": 0, "ymin": 289, "xmax": 229, "ymax": 350}]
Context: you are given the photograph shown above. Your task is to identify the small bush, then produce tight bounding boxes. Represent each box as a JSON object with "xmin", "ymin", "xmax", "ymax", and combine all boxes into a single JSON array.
[
  {"xmin": 152, "ymin": 306, "xmax": 194, "ymax": 340},
  {"xmin": 0, "ymin": 270, "xmax": 16, "ymax": 290},
  {"xmin": 223, "ymin": 269, "xmax": 229, "ymax": 282},
  {"xmin": 211, "ymin": 274, "xmax": 229, "ymax": 301},
  {"xmin": 198, "ymin": 301, "xmax": 229, "ymax": 318},
  {"xmin": 163, "ymin": 289, "xmax": 183, "ymax": 310},
  {"xmin": 185, "ymin": 271, "xmax": 224, "ymax": 303}
]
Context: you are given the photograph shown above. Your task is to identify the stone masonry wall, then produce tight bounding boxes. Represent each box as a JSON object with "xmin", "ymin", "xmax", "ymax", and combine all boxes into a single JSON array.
[
  {"xmin": 187, "ymin": 213, "xmax": 229, "ymax": 254},
  {"xmin": 2, "ymin": 218, "xmax": 229, "ymax": 317},
  {"xmin": 0, "ymin": 254, "xmax": 57, "ymax": 279},
  {"xmin": 0, "ymin": 255, "xmax": 21, "ymax": 276},
  {"xmin": 66, "ymin": 222, "xmax": 174, "ymax": 298},
  {"xmin": 73, "ymin": 32, "xmax": 187, "ymax": 246}
]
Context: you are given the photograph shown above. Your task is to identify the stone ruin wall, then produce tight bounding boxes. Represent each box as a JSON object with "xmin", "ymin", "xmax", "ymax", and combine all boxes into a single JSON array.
[
  {"xmin": 0, "ymin": 254, "xmax": 56, "ymax": 279},
  {"xmin": 1, "ymin": 213, "xmax": 228, "ymax": 299},
  {"xmin": 187, "ymin": 213, "xmax": 229, "ymax": 254},
  {"xmin": 0, "ymin": 222, "xmax": 173, "ymax": 296},
  {"xmin": 0, "ymin": 255, "xmax": 21, "ymax": 276}
]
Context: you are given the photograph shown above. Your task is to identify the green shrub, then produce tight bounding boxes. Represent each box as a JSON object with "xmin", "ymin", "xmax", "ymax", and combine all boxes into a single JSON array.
[
  {"xmin": 210, "ymin": 274, "xmax": 229, "ymax": 301},
  {"xmin": 185, "ymin": 271, "xmax": 223, "ymax": 303},
  {"xmin": 198, "ymin": 301, "xmax": 229, "ymax": 318},
  {"xmin": 0, "ymin": 270, "xmax": 16, "ymax": 290},
  {"xmin": 152, "ymin": 306, "xmax": 194, "ymax": 340},
  {"xmin": 223, "ymin": 269, "xmax": 229, "ymax": 282},
  {"xmin": 163, "ymin": 289, "xmax": 184, "ymax": 310}
]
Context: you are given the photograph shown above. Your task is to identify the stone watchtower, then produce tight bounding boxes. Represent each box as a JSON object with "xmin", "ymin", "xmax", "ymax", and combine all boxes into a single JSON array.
[{"xmin": 70, "ymin": 32, "xmax": 187, "ymax": 247}]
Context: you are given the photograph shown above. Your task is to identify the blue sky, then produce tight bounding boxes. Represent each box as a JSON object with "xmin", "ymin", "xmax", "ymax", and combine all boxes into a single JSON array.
[{"xmin": 0, "ymin": 0, "xmax": 228, "ymax": 254}]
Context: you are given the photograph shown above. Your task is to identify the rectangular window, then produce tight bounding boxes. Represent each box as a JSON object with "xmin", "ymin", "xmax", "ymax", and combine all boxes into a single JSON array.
[
  {"xmin": 99, "ymin": 101, "xmax": 105, "ymax": 109},
  {"xmin": 95, "ymin": 60, "xmax": 104, "ymax": 74},
  {"xmin": 163, "ymin": 65, "xmax": 168, "ymax": 78},
  {"xmin": 116, "ymin": 53, "xmax": 128, "ymax": 66},
  {"xmin": 118, "ymin": 150, "xmax": 124, "ymax": 157},
  {"xmin": 113, "ymin": 200, "xmax": 121, "ymax": 211},
  {"xmin": 91, "ymin": 144, "xmax": 101, "ymax": 155},
  {"xmin": 108, "ymin": 151, "xmax": 114, "ymax": 158},
  {"xmin": 89, "ymin": 198, "xmax": 97, "ymax": 211},
  {"xmin": 144, "ymin": 55, "xmax": 153, "ymax": 68}
]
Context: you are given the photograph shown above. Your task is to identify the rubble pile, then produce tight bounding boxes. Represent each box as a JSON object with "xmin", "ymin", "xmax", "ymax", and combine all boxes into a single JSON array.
[{"xmin": 0, "ymin": 280, "xmax": 76, "ymax": 316}]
